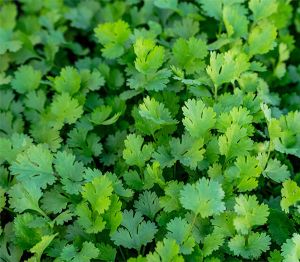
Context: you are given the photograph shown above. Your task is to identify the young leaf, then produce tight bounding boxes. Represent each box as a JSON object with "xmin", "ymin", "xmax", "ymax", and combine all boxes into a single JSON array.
[
  {"xmin": 147, "ymin": 238, "xmax": 184, "ymax": 262},
  {"xmin": 82, "ymin": 175, "xmax": 113, "ymax": 215},
  {"xmin": 182, "ymin": 99, "xmax": 216, "ymax": 138},
  {"xmin": 54, "ymin": 151, "xmax": 85, "ymax": 195},
  {"xmin": 123, "ymin": 134, "xmax": 154, "ymax": 168},
  {"xmin": 233, "ymin": 195, "xmax": 269, "ymax": 234},
  {"xmin": 281, "ymin": 179, "xmax": 300, "ymax": 213},
  {"xmin": 218, "ymin": 124, "xmax": 253, "ymax": 160},
  {"xmin": 281, "ymin": 233, "xmax": 300, "ymax": 262},
  {"xmin": 248, "ymin": 20, "xmax": 277, "ymax": 56},
  {"xmin": 249, "ymin": 0, "xmax": 278, "ymax": 22},
  {"xmin": 263, "ymin": 158, "xmax": 290, "ymax": 183},
  {"xmin": 10, "ymin": 144, "xmax": 55, "ymax": 189},
  {"xmin": 53, "ymin": 66, "xmax": 81, "ymax": 95},
  {"xmin": 134, "ymin": 191, "xmax": 161, "ymax": 219},
  {"xmin": 95, "ymin": 20, "xmax": 131, "ymax": 59},
  {"xmin": 111, "ymin": 210, "xmax": 158, "ymax": 250},
  {"xmin": 180, "ymin": 178, "xmax": 225, "ymax": 218},
  {"xmin": 229, "ymin": 232, "xmax": 271, "ymax": 259},
  {"xmin": 11, "ymin": 65, "xmax": 41, "ymax": 94},
  {"xmin": 166, "ymin": 217, "xmax": 195, "ymax": 254}
]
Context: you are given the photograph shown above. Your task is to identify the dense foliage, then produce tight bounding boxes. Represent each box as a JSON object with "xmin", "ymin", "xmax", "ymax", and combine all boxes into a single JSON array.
[{"xmin": 1, "ymin": 0, "xmax": 300, "ymax": 261}]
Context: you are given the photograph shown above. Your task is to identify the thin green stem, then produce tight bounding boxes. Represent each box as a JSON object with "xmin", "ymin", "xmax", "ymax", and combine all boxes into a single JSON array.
[{"xmin": 214, "ymin": 84, "xmax": 218, "ymax": 101}]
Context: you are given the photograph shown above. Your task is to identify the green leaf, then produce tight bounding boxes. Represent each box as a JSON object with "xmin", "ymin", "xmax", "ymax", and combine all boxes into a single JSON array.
[
  {"xmin": 0, "ymin": 186, "xmax": 6, "ymax": 212},
  {"xmin": 160, "ymin": 181, "xmax": 184, "ymax": 213},
  {"xmin": 264, "ymin": 158, "xmax": 290, "ymax": 183},
  {"xmin": 29, "ymin": 234, "xmax": 58, "ymax": 262},
  {"xmin": 53, "ymin": 66, "xmax": 81, "ymax": 95},
  {"xmin": 233, "ymin": 195, "xmax": 269, "ymax": 234},
  {"xmin": 203, "ymin": 231, "xmax": 224, "ymax": 257},
  {"xmin": 82, "ymin": 175, "xmax": 113, "ymax": 214},
  {"xmin": 0, "ymin": 3, "xmax": 17, "ymax": 30},
  {"xmin": 90, "ymin": 105, "xmax": 120, "ymax": 125},
  {"xmin": 281, "ymin": 234, "xmax": 300, "ymax": 262},
  {"xmin": 54, "ymin": 151, "xmax": 85, "ymax": 195},
  {"xmin": 223, "ymin": 3, "xmax": 249, "ymax": 38},
  {"xmin": 218, "ymin": 124, "xmax": 253, "ymax": 160},
  {"xmin": 234, "ymin": 155, "xmax": 262, "ymax": 192},
  {"xmin": 111, "ymin": 210, "xmax": 158, "ymax": 250},
  {"xmin": 97, "ymin": 243, "xmax": 117, "ymax": 261},
  {"xmin": 154, "ymin": 0, "xmax": 178, "ymax": 10},
  {"xmin": 8, "ymin": 182, "xmax": 45, "ymax": 216},
  {"xmin": 182, "ymin": 99, "xmax": 216, "ymax": 138},
  {"xmin": 180, "ymin": 178, "xmax": 225, "ymax": 218},
  {"xmin": 170, "ymin": 134, "xmax": 206, "ymax": 170},
  {"xmin": 60, "ymin": 241, "xmax": 99, "ymax": 262},
  {"xmin": 50, "ymin": 93, "xmax": 83, "ymax": 125},
  {"xmin": 102, "ymin": 194, "xmax": 122, "ymax": 235},
  {"xmin": 138, "ymin": 96, "xmax": 177, "ymax": 127},
  {"xmin": 206, "ymin": 51, "xmax": 250, "ymax": 88},
  {"xmin": 147, "ymin": 238, "xmax": 184, "ymax": 262},
  {"xmin": 248, "ymin": 20, "xmax": 277, "ymax": 56},
  {"xmin": 134, "ymin": 38, "xmax": 165, "ymax": 74},
  {"xmin": 94, "ymin": 20, "xmax": 131, "ymax": 59},
  {"xmin": 75, "ymin": 201, "xmax": 106, "ymax": 234},
  {"xmin": 166, "ymin": 217, "xmax": 195, "ymax": 255},
  {"xmin": 216, "ymin": 106, "xmax": 254, "ymax": 135},
  {"xmin": 10, "ymin": 145, "xmax": 55, "ymax": 189},
  {"xmin": 249, "ymin": 0, "xmax": 278, "ymax": 22},
  {"xmin": 123, "ymin": 134, "xmax": 154, "ymax": 168},
  {"xmin": 197, "ymin": 0, "xmax": 223, "ymax": 20},
  {"xmin": 268, "ymin": 208, "xmax": 295, "ymax": 245},
  {"xmin": 280, "ymin": 179, "xmax": 300, "ymax": 213},
  {"xmin": 11, "ymin": 65, "xmax": 42, "ymax": 94},
  {"xmin": 229, "ymin": 232, "xmax": 271, "ymax": 259},
  {"xmin": 172, "ymin": 37, "xmax": 208, "ymax": 74},
  {"xmin": 0, "ymin": 29, "xmax": 22, "ymax": 55},
  {"xmin": 40, "ymin": 187, "xmax": 69, "ymax": 214},
  {"xmin": 134, "ymin": 191, "xmax": 161, "ymax": 219},
  {"xmin": 0, "ymin": 133, "xmax": 33, "ymax": 164},
  {"xmin": 13, "ymin": 213, "xmax": 51, "ymax": 250},
  {"xmin": 270, "ymin": 111, "xmax": 300, "ymax": 157}
]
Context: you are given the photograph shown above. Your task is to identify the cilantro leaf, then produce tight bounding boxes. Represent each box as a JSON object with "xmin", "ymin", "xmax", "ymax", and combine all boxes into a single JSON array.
[
  {"xmin": 10, "ymin": 144, "xmax": 55, "ymax": 189},
  {"xmin": 233, "ymin": 195, "xmax": 269, "ymax": 234},
  {"xmin": 147, "ymin": 238, "xmax": 184, "ymax": 262},
  {"xmin": 264, "ymin": 158, "xmax": 290, "ymax": 183},
  {"xmin": 123, "ymin": 134, "xmax": 154, "ymax": 168},
  {"xmin": 166, "ymin": 217, "xmax": 195, "ymax": 255},
  {"xmin": 249, "ymin": 0, "xmax": 278, "ymax": 22},
  {"xmin": 54, "ymin": 151, "xmax": 85, "ymax": 195},
  {"xmin": 8, "ymin": 182, "xmax": 45, "ymax": 216},
  {"xmin": 53, "ymin": 66, "xmax": 81, "ymax": 95},
  {"xmin": 180, "ymin": 178, "xmax": 225, "ymax": 218},
  {"xmin": 134, "ymin": 191, "xmax": 161, "ymax": 220},
  {"xmin": 218, "ymin": 124, "xmax": 253, "ymax": 160},
  {"xmin": 60, "ymin": 241, "xmax": 99, "ymax": 262},
  {"xmin": 82, "ymin": 175, "xmax": 113, "ymax": 215},
  {"xmin": 111, "ymin": 210, "xmax": 158, "ymax": 251},
  {"xmin": 170, "ymin": 134, "xmax": 206, "ymax": 170},
  {"xmin": 229, "ymin": 232, "xmax": 271, "ymax": 259},
  {"xmin": 248, "ymin": 20, "xmax": 277, "ymax": 56},
  {"xmin": 134, "ymin": 38, "xmax": 165, "ymax": 74},
  {"xmin": 11, "ymin": 65, "xmax": 42, "ymax": 94},
  {"xmin": 281, "ymin": 234, "xmax": 300, "ymax": 262},
  {"xmin": 172, "ymin": 37, "xmax": 208, "ymax": 74},
  {"xmin": 95, "ymin": 20, "xmax": 131, "ymax": 59},
  {"xmin": 280, "ymin": 179, "xmax": 300, "ymax": 213},
  {"xmin": 50, "ymin": 93, "xmax": 83, "ymax": 125},
  {"xmin": 182, "ymin": 99, "xmax": 216, "ymax": 139},
  {"xmin": 138, "ymin": 96, "xmax": 177, "ymax": 128}
]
